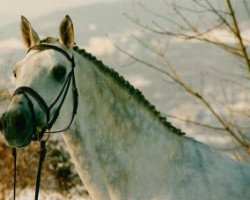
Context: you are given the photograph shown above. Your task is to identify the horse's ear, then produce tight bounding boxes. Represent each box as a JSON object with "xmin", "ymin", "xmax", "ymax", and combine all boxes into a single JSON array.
[
  {"xmin": 20, "ymin": 16, "xmax": 40, "ymax": 48},
  {"xmin": 59, "ymin": 15, "xmax": 75, "ymax": 48}
]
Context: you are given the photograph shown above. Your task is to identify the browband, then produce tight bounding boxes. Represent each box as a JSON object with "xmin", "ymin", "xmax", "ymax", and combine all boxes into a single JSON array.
[{"xmin": 28, "ymin": 44, "xmax": 75, "ymax": 67}]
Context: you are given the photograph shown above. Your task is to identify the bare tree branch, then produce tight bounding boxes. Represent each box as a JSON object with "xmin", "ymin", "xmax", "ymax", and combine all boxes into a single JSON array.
[
  {"xmin": 114, "ymin": 41, "xmax": 250, "ymax": 148},
  {"xmin": 164, "ymin": 113, "xmax": 225, "ymax": 131},
  {"xmin": 125, "ymin": 13, "xmax": 244, "ymax": 59},
  {"xmin": 226, "ymin": 0, "xmax": 250, "ymax": 71},
  {"xmin": 203, "ymin": 0, "xmax": 236, "ymax": 34},
  {"xmin": 121, "ymin": 0, "xmax": 250, "ymax": 155}
]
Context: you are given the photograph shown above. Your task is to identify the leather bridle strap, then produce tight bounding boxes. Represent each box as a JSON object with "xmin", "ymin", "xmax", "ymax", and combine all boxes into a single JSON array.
[
  {"xmin": 34, "ymin": 141, "xmax": 46, "ymax": 200},
  {"xmin": 28, "ymin": 44, "xmax": 74, "ymax": 63},
  {"xmin": 14, "ymin": 87, "xmax": 50, "ymax": 127},
  {"xmin": 12, "ymin": 148, "xmax": 16, "ymax": 200}
]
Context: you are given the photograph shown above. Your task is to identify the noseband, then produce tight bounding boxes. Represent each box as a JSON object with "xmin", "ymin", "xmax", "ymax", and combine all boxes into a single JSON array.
[{"xmin": 11, "ymin": 44, "xmax": 78, "ymax": 200}]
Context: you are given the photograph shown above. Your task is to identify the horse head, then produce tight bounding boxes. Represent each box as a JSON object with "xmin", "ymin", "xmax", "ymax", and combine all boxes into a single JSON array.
[{"xmin": 0, "ymin": 15, "xmax": 77, "ymax": 147}]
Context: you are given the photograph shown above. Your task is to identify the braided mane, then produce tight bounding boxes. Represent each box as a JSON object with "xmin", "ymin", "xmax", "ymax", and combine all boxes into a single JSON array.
[{"xmin": 73, "ymin": 46, "xmax": 185, "ymax": 136}]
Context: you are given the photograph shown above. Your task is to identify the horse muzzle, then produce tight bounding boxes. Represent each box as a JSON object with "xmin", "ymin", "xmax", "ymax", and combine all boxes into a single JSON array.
[{"xmin": 0, "ymin": 103, "xmax": 34, "ymax": 148}]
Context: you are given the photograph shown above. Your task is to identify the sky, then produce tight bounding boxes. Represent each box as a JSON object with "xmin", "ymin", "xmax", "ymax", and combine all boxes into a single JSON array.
[{"xmin": 0, "ymin": 0, "xmax": 121, "ymax": 26}]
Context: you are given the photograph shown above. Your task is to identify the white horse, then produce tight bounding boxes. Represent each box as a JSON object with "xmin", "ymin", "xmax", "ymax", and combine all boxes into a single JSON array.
[{"xmin": 0, "ymin": 15, "xmax": 250, "ymax": 200}]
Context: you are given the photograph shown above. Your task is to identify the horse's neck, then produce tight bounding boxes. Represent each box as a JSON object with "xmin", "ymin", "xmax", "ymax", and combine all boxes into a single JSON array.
[
  {"xmin": 63, "ymin": 53, "xmax": 181, "ymax": 198},
  {"xmin": 71, "ymin": 52, "xmax": 179, "ymax": 147}
]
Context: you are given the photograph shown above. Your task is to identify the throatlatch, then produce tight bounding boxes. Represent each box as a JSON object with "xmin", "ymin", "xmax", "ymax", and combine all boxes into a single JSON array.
[{"xmin": 11, "ymin": 44, "xmax": 78, "ymax": 200}]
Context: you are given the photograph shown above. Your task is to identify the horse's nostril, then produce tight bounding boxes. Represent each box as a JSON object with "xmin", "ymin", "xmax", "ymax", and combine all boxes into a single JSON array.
[
  {"xmin": 0, "ymin": 111, "xmax": 29, "ymax": 133},
  {"xmin": 0, "ymin": 113, "xmax": 7, "ymax": 131},
  {"xmin": 0, "ymin": 114, "xmax": 6, "ymax": 131},
  {"xmin": 13, "ymin": 114, "xmax": 26, "ymax": 131},
  {"xmin": 0, "ymin": 116, "xmax": 3, "ymax": 131}
]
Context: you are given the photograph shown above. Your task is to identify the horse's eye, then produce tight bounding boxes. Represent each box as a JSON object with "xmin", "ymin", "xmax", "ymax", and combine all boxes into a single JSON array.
[
  {"xmin": 13, "ymin": 70, "xmax": 17, "ymax": 78},
  {"xmin": 52, "ymin": 66, "xmax": 66, "ymax": 81}
]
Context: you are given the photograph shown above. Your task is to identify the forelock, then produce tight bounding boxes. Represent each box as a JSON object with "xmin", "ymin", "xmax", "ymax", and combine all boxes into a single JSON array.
[{"xmin": 40, "ymin": 37, "xmax": 59, "ymax": 44}]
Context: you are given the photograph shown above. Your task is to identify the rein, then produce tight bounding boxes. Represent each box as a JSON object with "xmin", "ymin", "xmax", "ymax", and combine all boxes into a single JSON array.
[{"xmin": 11, "ymin": 44, "xmax": 78, "ymax": 200}]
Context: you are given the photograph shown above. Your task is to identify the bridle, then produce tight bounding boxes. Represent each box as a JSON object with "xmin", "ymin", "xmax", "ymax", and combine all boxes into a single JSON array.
[
  {"xmin": 14, "ymin": 44, "xmax": 78, "ymax": 139},
  {"xmin": 11, "ymin": 43, "xmax": 79, "ymax": 200}
]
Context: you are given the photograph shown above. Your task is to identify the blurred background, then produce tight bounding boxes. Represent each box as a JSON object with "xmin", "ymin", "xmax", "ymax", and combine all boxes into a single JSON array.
[{"xmin": 0, "ymin": 0, "xmax": 250, "ymax": 199}]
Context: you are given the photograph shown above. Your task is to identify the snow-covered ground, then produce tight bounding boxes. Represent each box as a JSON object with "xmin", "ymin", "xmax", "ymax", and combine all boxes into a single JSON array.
[
  {"xmin": 5, "ymin": 188, "xmax": 90, "ymax": 200},
  {"xmin": 0, "ymin": 0, "xmax": 250, "ymax": 199}
]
